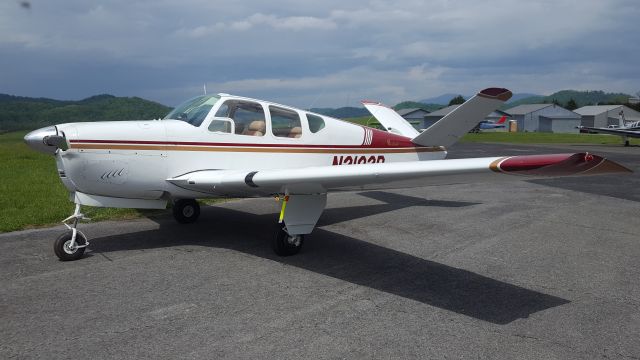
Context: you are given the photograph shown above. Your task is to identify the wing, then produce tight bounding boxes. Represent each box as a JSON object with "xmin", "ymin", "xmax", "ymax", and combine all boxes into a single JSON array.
[
  {"xmin": 167, "ymin": 153, "xmax": 631, "ymax": 196},
  {"xmin": 579, "ymin": 126, "xmax": 640, "ymax": 138}
]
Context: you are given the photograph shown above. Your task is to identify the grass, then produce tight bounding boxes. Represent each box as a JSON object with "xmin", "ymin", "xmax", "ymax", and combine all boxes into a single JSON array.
[
  {"xmin": 460, "ymin": 131, "xmax": 640, "ymax": 145},
  {"xmin": 342, "ymin": 116, "xmax": 382, "ymax": 127},
  {"xmin": 0, "ymin": 131, "xmax": 162, "ymax": 232},
  {"xmin": 343, "ymin": 117, "xmax": 639, "ymax": 145}
]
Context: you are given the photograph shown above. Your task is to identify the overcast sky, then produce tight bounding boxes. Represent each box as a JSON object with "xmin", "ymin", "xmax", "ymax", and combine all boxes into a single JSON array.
[{"xmin": 1, "ymin": 0, "xmax": 638, "ymax": 108}]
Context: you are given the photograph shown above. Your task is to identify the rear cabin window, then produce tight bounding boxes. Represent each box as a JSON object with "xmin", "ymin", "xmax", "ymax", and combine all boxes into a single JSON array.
[
  {"xmin": 306, "ymin": 114, "xmax": 326, "ymax": 133},
  {"xmin": 215, "ymin": 100, "xmax": 265, "ymax": 136},
  {"xmin": 270, "ymin": 106, "xmax": 302, "ymax": 138}
]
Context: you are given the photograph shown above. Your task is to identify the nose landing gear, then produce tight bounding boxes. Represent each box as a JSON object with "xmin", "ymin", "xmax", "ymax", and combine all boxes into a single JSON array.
[{"xmin": 54, "ymin": 204, "xmax": 90, "ymax": 261}]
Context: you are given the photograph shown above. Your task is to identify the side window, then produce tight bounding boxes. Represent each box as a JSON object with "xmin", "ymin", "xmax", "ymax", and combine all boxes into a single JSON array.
[
  {"xmin": 214, "ymin": 100, "xmax": 265, "ymax": 136},
  {"xmin": 306, "ymin": 114, "xmax": 326, "ymax": 133},
  {"xmin": 270, "ymin": 106, "xmax": 302, "ymax": 138},
  {"xmin": 208, "ymin": 118, "xmax": 233, "ymax": 133}
]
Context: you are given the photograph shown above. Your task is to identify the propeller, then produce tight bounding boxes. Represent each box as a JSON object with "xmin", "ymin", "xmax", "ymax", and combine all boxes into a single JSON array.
[
  {"xmin": 24, "ymin": 126, "xmax": 70, "ymax": 154},
  {"xmin": 43, "ymin": 133, "xmax": 69, "ymax": 151}
]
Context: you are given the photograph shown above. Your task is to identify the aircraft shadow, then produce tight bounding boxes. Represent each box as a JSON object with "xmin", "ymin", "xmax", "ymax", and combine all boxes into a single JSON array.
[
  {"xmin": 528, "ymin": 174, "xmax": 640, "ymax": 203},
  {"xmin": 87, "ymin": 193, "xmax": 568, "ymax": 325},
  {"xmin": 318, "ymin": 191, "xmax": 480, "ymax": 226}
]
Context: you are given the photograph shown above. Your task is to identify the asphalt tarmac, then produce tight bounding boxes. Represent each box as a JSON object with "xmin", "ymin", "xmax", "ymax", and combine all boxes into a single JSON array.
[{"xmin": 1, "ymin": 143, "xmax": 639, "ymax": 359}]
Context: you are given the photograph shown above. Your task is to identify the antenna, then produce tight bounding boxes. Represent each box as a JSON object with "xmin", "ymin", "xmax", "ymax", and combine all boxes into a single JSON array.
[
  {"xmin": 203, "ymin": 83, "xmax": 207, "ymax": 95},
  {"xmin": 308, "ymin": 88, "xmax": 326, "ymax": 110}
]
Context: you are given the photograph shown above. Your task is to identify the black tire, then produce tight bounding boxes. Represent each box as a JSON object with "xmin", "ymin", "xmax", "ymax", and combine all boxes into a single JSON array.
[
  {"xmin": 173, "ymin": 199, "xmax": 200, "ymax": 224},
  {"xmin": 54, "ymin": 231, "xmax": 87, "ymax": 261},
  {"xmin": 272, "ymin": 227, "xmax": 304, "ymax": 256}
]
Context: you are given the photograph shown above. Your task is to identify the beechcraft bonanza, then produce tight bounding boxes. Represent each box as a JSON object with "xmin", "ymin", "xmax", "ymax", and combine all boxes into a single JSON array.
[
  {"xmin": 578, "ymin": 111, "xmax": 640, "ymax": 146},
  {"xmin": 25, "ymin": 88, "xmax": 632, "ymax": 261}
]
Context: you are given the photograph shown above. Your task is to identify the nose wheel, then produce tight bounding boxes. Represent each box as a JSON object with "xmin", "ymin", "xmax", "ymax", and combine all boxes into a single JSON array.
[
  {"xmin": 54, "ymin": 231, "xmax": 87, "ymax": 261},
  {"xmin": 54, "ymin": 203, "xmax": 90, "ymax": 261},
  {"xmin": 172, "ymin": 199, "xmax": 200, "ymax": 224},
  {"xmin": 273, "ymin": 227, "xmax": 304, "ymax": 256}
]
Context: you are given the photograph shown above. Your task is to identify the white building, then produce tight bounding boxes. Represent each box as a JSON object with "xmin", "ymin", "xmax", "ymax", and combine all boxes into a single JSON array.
[
  {"xmin": 574, "ymin": 105, "xmax": 640, "ymax": 128},
  {"xmin": 397, "ymin": 108, "xmax": 430, "ymax": 129},
  {"xmin": 506, "ymin": 104, "xmax": 581, "ymax": 133}
]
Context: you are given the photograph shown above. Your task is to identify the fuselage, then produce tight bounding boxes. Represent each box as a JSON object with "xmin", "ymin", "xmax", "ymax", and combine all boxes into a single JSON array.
[{"xmin": 27, "ymin": 93, "xmax": 446, "ymax": 202}]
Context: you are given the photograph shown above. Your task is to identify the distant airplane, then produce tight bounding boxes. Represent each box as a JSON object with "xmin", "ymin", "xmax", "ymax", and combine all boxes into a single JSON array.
[
  {"xmin": 578, "ymin": 110, "xmax": 640, "ymax": 146},
  {"xmin": 469, "ymin": 115, "xmax": 509, "ymax": 133},
  {"xmin": 24, "ymin": 88, "xmax": 631, "ymax": 261}
]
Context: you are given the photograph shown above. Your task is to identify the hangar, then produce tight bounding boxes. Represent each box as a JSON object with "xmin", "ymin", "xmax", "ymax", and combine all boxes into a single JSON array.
[
  {"xmin": 422, "ymin": 105, "xmax": 459, "ymax": 129},
  {"xmin": 421, "ymin": 105, "xmax": 510, "ymax": 131},
  {"xmin": 574, "ymin": 105, "xmax": 640, "ymax": 128},
  {"xmin": 506, "ymin": 104, "xmax": 581, "ymax": 133},
  {"xmin": 397, "ymin": 108, "xmax": 430, "ymax": 129}
]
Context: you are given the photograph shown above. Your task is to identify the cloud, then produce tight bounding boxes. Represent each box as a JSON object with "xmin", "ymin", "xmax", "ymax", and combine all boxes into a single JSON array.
[
  {"xmin": 0, "ymin": 0, "xmax": 638, "ymax": 107},
  {"xmin": 179, "ymin": 13, "xmax": 337, "ymax": 38}
]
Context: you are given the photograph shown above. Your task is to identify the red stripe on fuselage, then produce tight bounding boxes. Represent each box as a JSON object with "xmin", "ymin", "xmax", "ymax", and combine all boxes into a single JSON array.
[{"xmin": 70, "ymin": 134, "xmax": 421, "ymax": 149}]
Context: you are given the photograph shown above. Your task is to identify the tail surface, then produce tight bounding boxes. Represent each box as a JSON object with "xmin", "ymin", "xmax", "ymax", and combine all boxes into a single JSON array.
[
  {"xmin": 411, "ymin": 88, "xmax": 512, "ymax": 147},
  {"xmin": 362, "ymin": 101, "xmax": 420, "ymax": 138}
]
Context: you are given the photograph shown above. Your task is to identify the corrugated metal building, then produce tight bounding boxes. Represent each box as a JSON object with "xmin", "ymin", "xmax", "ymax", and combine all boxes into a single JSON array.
[
  {"xmin": 422, "ymin": 105, "xmax": 459, "ymax": 129},
  {"xmin": 397, "ymin": 108, "xmax": 430, "ymax": 129},
  {"xmin": 421, "ymin": 105, "xmax": 511, "ymax": 130},
  {"xmin": 574, "ymin": 105, "xmax": 640, "ymax": 127},
  {"xmin": 506, "ymin": 104, "xmax": 581, "ymax": 133}
]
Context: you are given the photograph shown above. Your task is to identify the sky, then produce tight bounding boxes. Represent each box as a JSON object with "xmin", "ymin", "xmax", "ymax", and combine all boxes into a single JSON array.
[{"xmin": 1, "ymin": 0, "xmax": 638, "ymax": 108}]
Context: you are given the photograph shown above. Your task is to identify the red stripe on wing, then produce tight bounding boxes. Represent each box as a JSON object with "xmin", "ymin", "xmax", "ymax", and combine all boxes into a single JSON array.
[{"xmin": 498, "ymin": 153, "xmax": 631, "ymax": 176}]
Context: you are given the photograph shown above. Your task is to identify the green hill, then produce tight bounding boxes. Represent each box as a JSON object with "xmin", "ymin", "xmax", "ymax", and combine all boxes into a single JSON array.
[
  {"xmin": 393, "ymin": 101, "xmax": 443, "ymax": 112},
  {"xmin": 309, "ymin": 106, "xmax": 370, "ymax": 118},
  {"xmin": 505, "ymin": 90, "xmax": 632, "ymax": 109},
  {"xmin": 0, "ymin": 94, "xmax": 171, "ymax": 131}
]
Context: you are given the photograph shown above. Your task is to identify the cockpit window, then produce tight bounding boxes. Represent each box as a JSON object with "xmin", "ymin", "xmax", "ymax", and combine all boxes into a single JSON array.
[{"xmin": 164, "ymin": 95, "xmax": 220, "ymax": 127}]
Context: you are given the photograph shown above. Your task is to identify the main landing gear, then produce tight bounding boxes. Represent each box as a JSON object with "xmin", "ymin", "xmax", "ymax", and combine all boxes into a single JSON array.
[
  {"xmin": 271, "ymin": 193, "xmax": 327, "ymax": 257},
  {"xmin": 273, "ymin": 227, "xmax": 304, "ymax": 256},
  {"xmin": 172, "ymin": 199, "xmax": 200, "ymax": 224},
  {"xmin": 54, "ymin": 204, "xmax": 90, "ymax": 261}
]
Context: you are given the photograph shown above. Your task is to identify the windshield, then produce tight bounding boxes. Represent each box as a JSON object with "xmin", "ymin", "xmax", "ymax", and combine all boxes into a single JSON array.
[{"xmin": 164, "ymin": 95, "xmax": 221, "ymax": 127}]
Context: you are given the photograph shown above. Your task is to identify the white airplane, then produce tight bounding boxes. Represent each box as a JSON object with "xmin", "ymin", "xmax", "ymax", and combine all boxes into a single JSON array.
[
  {"xmin": 24, "ymin": 88, "xmax": 631, "ymax": 261},
  {"xmin": 578, "ymin": 110, "xmax": 640, "ymax": 146}
]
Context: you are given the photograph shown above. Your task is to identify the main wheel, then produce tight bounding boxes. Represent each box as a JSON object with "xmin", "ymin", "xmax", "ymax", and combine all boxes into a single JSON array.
[
  {"xmin": 54, "ymin": 231, "xmax": 87, "ymax": 261},
  {"xmin": 272, "ymin": 227, "xmax": 304, "ymax": 256},
  {"xmin": 173, "ymin": 199, "xmax": 200, "ymax": 224}
]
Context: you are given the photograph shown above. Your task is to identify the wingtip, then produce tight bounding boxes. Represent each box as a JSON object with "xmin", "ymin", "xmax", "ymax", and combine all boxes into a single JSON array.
[
  {"xmin": 361, "ymin": 99, "xmax": 386, "ymax": 107},
  {"xmin": 478, "ymin": 88, "xmax": 512, "ymax": 102},
  {"xmin": 493, "ymin": 153, "xmax": 632, "ymax": 176}
]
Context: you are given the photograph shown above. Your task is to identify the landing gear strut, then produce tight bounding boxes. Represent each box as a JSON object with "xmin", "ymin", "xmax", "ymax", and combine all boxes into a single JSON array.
[
  {"xmin": 270, "ymin": 193, "xmax": 326, "ymax": 256},
  {"xmin": 172, "ymin": 199, "xmax": 200, "ymax": 224},
  {"xmin": 54, "ymin": 204, "xmax": 89, "ymax": 261},
  {"xmin": 273, "ymin": 227, "xmax": 304, "ymax": 256}
]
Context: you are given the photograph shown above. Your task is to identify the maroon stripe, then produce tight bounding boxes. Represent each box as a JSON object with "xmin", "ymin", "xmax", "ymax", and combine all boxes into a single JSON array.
[
  {"xmin": 69, "ymin": 139, "xmax": 426, "ymax": 150},
  {"xmin": 499, "ymin": 153, "xmax": 608, "ymax": 176},
  {"xmin": 499, "ymin": 154, "xmax": 573, "ymax": 171}
]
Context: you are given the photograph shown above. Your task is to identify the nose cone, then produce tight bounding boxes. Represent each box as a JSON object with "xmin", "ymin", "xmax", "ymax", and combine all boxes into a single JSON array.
[{"xmin": 24, "ymin": 126, "xmax": 59, "ymax": 154}]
